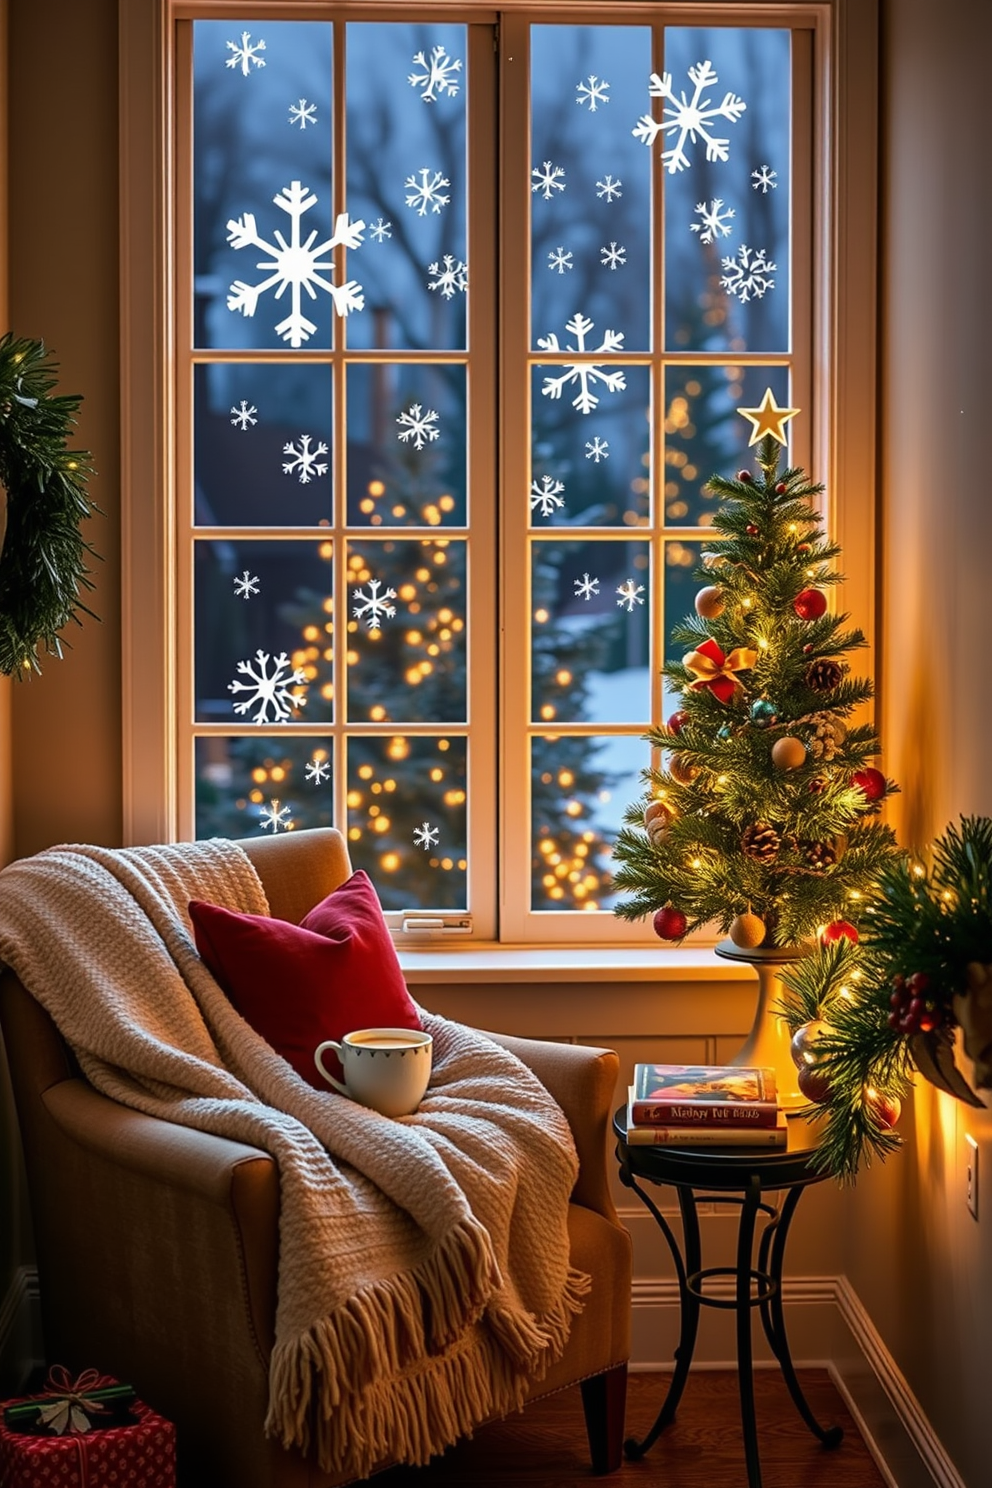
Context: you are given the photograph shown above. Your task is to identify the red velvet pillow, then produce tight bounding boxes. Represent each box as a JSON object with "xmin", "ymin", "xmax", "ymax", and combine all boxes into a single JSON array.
[{"xmin": 189, "ymin": 870, "xmax": 420, "ymax": 1089}]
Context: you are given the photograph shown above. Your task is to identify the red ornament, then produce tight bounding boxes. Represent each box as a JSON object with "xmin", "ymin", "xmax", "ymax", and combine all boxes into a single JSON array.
[
  {"xmin": 775, "ymin": 481, "xmax": 787, "ymax": 494},
  {"xmin": 866, "ymin": 1089, "xmax": 901, "ymax": 1129},
  {"xmin": 820, "ymin": 920, "xmax": 859, "ymax": 946},
  {"xmin": 793, "ymin": 588, "xmax": 828, "ymax": 621},
  {"xmin": 738, "ymin": 470, "xmax": 752, "ymax": 483},
  {"xmin": 653, "ymin": 905, "xmax": 688, "ymax": 941},
  {"xmin": 666, "ymin": 711, "xmax": 689, "ymax": 736},
  {"xmin": 797, "ymin": 1062, "xmax": 833, "ymax": 1104},
  {"xmin": 745, "ymin": 523, "xmax": 759, "ymax": 535},
  {"xmin": 851, "ymin": 767, "xmax": 887, "ymax": 802}
]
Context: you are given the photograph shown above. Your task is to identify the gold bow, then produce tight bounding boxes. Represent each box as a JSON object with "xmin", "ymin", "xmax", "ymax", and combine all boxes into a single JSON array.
[{"xmin": 682, "ymin": 637, "xmax": 758, "ymax": 703}]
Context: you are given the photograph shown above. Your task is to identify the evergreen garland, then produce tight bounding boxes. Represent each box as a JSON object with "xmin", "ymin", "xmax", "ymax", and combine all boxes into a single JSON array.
[{"xmin": 0, "ymin": 333, "xmax": 99, "ymax": 676}]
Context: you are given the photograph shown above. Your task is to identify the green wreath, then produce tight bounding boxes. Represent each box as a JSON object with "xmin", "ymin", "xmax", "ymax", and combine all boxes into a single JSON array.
[{"xmin": 0, "ymin": 332, "xmax": 99, "ymax": 676}]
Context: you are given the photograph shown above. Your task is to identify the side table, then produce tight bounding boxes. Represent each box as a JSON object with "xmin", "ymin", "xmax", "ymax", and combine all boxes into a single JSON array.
[{"xmin": 614, "ymin": 1108, "xmax": 843, "ymax": 1488}]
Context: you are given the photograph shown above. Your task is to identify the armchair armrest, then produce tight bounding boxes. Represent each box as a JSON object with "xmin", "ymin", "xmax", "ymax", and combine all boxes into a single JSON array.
[{"xmin": 479, "ymin": 1032, "xmax": 620, "ymax": 1222}]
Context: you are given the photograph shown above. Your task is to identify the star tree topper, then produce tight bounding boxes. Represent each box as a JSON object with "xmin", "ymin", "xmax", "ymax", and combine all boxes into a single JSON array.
[{"xmin": 737, "ymin": 387, "xmax": 800, "ymax": 447}]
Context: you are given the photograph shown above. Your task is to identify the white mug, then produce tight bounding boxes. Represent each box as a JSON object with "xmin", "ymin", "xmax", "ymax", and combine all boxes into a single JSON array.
[{"xmin": 314, "ymin": 1027, "xmax": 433, "ymax": 1117}]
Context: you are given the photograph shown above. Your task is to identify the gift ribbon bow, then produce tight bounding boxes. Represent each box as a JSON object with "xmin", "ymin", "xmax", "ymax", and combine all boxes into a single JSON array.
[
  {"xmin": 682, "ymin": 637, "xmax": 758, "ymax": 703},
  {"xmin": 36, "ymin": 1367, "xmax": 115, "ymax": 1435}
]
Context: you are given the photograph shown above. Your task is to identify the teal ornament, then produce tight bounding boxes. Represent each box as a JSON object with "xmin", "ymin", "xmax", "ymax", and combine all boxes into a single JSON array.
[
  {"xmin": 717, "ymin": 724, "xmax": 733, "ymax": 740},
  {"xmin": 750, "ymin": 698, "xmax": 779, "ymax": 729}
]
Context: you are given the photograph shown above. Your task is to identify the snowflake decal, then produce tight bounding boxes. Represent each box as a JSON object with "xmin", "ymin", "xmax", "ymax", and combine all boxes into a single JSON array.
[
  {"xmin": 632, "ymin": 60, "xmax": 747, "ymax": 175},
  {"xmin": 751, "ymin": 165, "xmax": 778, "ymax": 193},
  {"xmin": 396, "ymin": 403, "xmax": 440, "ymax": 450},
  {"xmin": 288, "ymin": 99, "xmax": 317, "ymax": 130},
  {"xmin": 352, "ymin": 578, "xmax": 398, "ymax": 630},
  {"xmin": 585, "ymin": 437, "xmax": 610, "ymax": 462},
  {"xmin": 405, "ymin": 168, "xmax": 451, "ymax": 216},
  {"xmin": 720, "ymin": 244, "xmax": 777, "ymax": 304},
  {"xmin": 226, "ymin": 31, "xmax": 266, "ymax": 76},
  {"xmin": 600, "ymin": 241, "xmax": 627, "ymax": 270},
  {"xmin": 369, "ymin": 218, "xmax": 392, "ymax": 243},
  {"xmin": 259, "ymin": 799, "xmax": 293, "ymax": 833},
  {"xmin": 596, "ymin": 175, "xmax": 623, "ymax": 202},
  {"xmin": 691, "ymin": 198, "xmax": 735, "ymax": 244},
  {"xmin": 305, "ymin": 757, "xmax": 330, "ymax": 785},
  {"xmin": 548, "ymin": 246, "xmax": 574, "ymax": 275},
  {"xmin": 536, "ymin": 313, "xmax": 626, "ymax": 415},
  {"xmin": 576, "ymin": 75, "xmax": 610, "ymax": 112},
  {"xmin": 230, "ymin": 400, "xmax": 257, "ymax": 430},
  {"xmin": 616, "ymin": 579, "xmax": 645, "ymax": 612},
  {"xmin": 529, "ymin": 476, "xmax": 566, "ymax": 518},
  {"xmin": 226, "ymin": 183, "xmax": 365, "ymax": 347},
  {"xmin": 531, "ymin": 161, "xmax": 566, "ymax": 200},
  {"xmin": 229, "ymin": 650, "xmax": 307, "ymax": 725},
  {"xmin": 414, "ymin": 821, "xmax": 440, "ymax": 851},
  {"xmin": 282, "ymin": 434, "xmax": 329, "ymax": 484},
  {"xmin": 574, "ymin": 573, "xmax": 601, "ymax": 601},
  {"xmin": 408, "ymin": 45, "xmax": 462, "ymax": 102},
  {"xmin": 233, "ymin": 570, "xmax": 260, "ymax": 601},
  {"xmin": 427, "ymin": 256, "xmax": 467, "ymax": 299}
]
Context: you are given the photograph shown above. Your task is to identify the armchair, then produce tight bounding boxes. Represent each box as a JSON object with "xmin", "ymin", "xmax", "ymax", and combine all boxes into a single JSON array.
[{"xmin": 0, "ymin": 829, "xmax": 631, "ymax": 1487}]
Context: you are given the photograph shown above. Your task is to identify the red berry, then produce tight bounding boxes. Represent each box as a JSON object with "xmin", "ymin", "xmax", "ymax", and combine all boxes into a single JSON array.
[
  {"xmin": 738, "ymin": 470, "xmax": 752, "ymax": 483},
  {"xmin": 890, "ymin": 990, "xmax": 905, "ymax": 1009},
  {"xmin": 909, "ymin": 996, "xmax": 926, "ymax": 1017},
  {"xmin": 745, "ymin": 523, "xmax": 759, "ymax": 535},
  {"xmin": 851, "ymin": 767, "xmax": 887, "ymax": 802},
  {"xmin": 653, "ymin": 905, "xmax": 688, "ymax": 941},
  {"xmin": 907, "ymin": 971, "xmax": 930, "ymax": 995},
  {"xmin": 775, "ymin": 482, "xmax": 787, "ymax": 494},
  {"xmin": 887, "ymin": 1011, "xmax": 902, "ymax": 1030},
  {"xmin": 892, "ymin": 974, "xmax": 906, "ymax": 989},
  {"xmin": 793, "ymin": 588, "xmax": 828, "ymax": 621}
]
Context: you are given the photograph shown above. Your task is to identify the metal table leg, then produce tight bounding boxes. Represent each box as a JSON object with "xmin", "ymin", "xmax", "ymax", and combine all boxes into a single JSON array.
[{"xmin": 736, "ymin": 1172, "xmax": 763, "ymax": 1488}]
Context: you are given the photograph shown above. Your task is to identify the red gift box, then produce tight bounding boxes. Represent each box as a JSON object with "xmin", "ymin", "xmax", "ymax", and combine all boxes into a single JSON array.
[{"xmin": 0, "ymin": 1369, "xmax": 175, "ymax": 1487}]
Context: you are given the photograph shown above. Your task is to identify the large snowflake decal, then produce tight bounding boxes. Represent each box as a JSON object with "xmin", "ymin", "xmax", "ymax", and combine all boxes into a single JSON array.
[
  {"xmin": 352, "ymin": 578, "xmax": 397, "ymax": 630},
  {"xmin": 529, "ymin": 476, "xmax": 566, "ymax": 518},
  {"xmin": 414, "ymin": 821, "xmax": 440, "ymax": 851},
  {"xmin": 226, "ymin": 182, "xmax": 365, "ymax": 348},
  {"xmin": 531, "ymin": 161, "xmax": 566, "ymax": 200},
  {"xmin": 632, "ymin": 61, "xmax": 747, "ymax": 175},
  {"xmin": 576, "ymin": 75, "xmax": 610, "ymax": 112},
  {"xmin": 536, "ymin": 313, "xmax": 626, "ymax": 415},
  {"xmin": 230, "ymin": 400, "xmax": 257, "ymax": 430},
  {"xmin": 226, "ymin": 32, "xmax": 266, "ymax": 76},
  {"xmin": 396, "ymin": 403, "xmax": 440, "ymax": 450},
  {"xmin": 408, "ymin": 46, "xmax": 462, "ymax": 102},
  {"xmin": 720, "ymin": 244, "xmax": 777, "ymax": 303},
  {"xmin": 305, "ymin": 757, "xmax": 330, "ymax": 785},
  {"xmin": 596, "ymin": 174, "xmax": 623, "ymax": 202},
  {"xmin": 229, "ymin": 650, "xmax": 308, "ymax": 725},
  {"xmin": 282, "ymin": 434, "xmax": 329, "ymax": 484},
  {"xmin": 751, "ymin": 165, "xmax": 778, "ymax": 193},
  {"xmin": 691, "ymin": 198, "xmax": 735, "ymax": 244},
  {"xmin": 616, "ymin": 579, "xmax": 646, "ymax": 612},
  {"xmin": 288, "ymin": 99, "xmax": 317, "ymax": 130},
  {"xmin": 233, "ymin": 570, "xmax": 260, "ymax": 601},
  {"xmin": 548, "ymin": 247, "xmax": 574, "ymax": 275},
  {"xmin": 259, "ymin": 799, "xmax": 293, "ymax": 833},
  {"xmin": 427, "ymin": 256, "xmax": 467, "ymax": 299},
  {"xmin": 574, "ymin": 572, "xmax": 601, "ymax": 602},
  {"xmin": 405, "ymin": 168, "xmax": 451, "ymax": 216}
]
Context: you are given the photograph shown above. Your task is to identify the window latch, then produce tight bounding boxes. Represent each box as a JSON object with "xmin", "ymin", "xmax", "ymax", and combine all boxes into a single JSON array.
[{"xmin": 400, "ymin": 914, "xmax": 473, "ymax": 935}]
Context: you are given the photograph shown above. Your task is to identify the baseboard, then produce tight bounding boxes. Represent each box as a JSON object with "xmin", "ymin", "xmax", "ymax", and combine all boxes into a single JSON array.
[
  {"xmin": 0, "ymin": 1264, "xmax": 42, "ymax": 1395},
  {"xmin": 630, "ymin": 1274, "xmax": 966, "ymax": 1488}
]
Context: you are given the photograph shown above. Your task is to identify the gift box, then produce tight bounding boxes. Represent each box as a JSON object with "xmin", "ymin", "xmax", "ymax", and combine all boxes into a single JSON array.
[{"xmin": 0, "ymin": 1368, "xmax": 175, "ymax": 1487}]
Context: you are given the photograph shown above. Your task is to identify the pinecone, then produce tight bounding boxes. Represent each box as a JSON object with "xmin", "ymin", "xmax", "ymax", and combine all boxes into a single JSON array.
[
  {"xmin": 805, "ymin": 658, "xmax": 845, "ymax": 693},
  {"xmin": 802, "ymin": 838, "xmax": 837, "ymax": 871},
  {"xmin": 807, "ymin": 711, "xmax": 845, "ymax": 761},
  {"xmin": 741, "ymin": 821, "xmax": 782, "ymax": 862}
]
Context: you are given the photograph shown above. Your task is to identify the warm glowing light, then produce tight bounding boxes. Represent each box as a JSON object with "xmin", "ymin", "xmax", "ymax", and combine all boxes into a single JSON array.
[
  {"xmin": 373, "ymin": 816, "xmax": 390, "ymax": 833},
  {"xmin": 251, "ymin": 768, "xmax": 266, "ymax": 783},
  {"xmin": 368, "ymin": 480, "xmax": 385, "ymax": 497},
  {"xmin": 381, "ymin": 853, "xmax": 400, "ymax": 872},
  {"xmin": 534, "ymin": 608, "xmax": 549, "ymax": 623},
  {"xmin": 370, "ymin": 705, "xmax": 387, "ymax": 721},
  {"xmin": 346, "ymin": 790, "xmax": 362, "ymax": 808},
  {"xmin": 319, "ymin": 541, "xmax": 333, "ymax": 559},
  {"xmin": 565, "ymin": 801, "xmax": 582, "ymax": 817},
  {"xmin": 555, "ymin": 669, "xmax": 572, "ymax": 686},
  {"xmin": 358, "ymin": 765, "xmax": 373, "ymax": 780},
  {"xmin": 540, "ymin": 704, "xmax": 556, "ymax": 720},
  {"xmin": 348, "ymin": 827, "xmax": 361, "ymax": 841},
  {"xmin": 438, "ymin": 739, "xmax": 450, "ymax": 751}
]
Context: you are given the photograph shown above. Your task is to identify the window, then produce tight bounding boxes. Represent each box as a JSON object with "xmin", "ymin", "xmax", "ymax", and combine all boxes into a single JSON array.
[{"xmin": 122, "ymin": 2, "xmax": 879, "ymax": 950}]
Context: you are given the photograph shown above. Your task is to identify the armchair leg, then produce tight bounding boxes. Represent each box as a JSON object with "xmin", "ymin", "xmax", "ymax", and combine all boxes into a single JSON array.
[{"xmin": 580, "ymin": 1362, "xmax": 628, "ymax": 1474}]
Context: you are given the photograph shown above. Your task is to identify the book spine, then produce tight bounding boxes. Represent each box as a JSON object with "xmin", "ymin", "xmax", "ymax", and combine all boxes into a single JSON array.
[
  {"xmin": 625, "ymin": 1124, "xmax": 787, "ymax": 1148},
  {"xmin": 629, "ymin": 1100, "xmax": 780, "ymax": 1128}
]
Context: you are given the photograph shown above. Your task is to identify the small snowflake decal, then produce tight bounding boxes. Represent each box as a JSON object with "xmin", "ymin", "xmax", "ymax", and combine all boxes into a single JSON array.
[
  {"xmin": 616, "ymin": 579, "xmax": 645, "ymax": 612},
  {"xmin": 720, "ymin": 244, "xmax": 776, "ymax": 303},
  {"xmin": 370, "ymin": 218, "xmax": 392, "ymax": 243},
  {"xmin": 288, "ymin": 99, "xmax": 317, "ymax": 130},
  {"xmin": 529, "ymin": 476, "xmax": 566, "ymax": 518},
  {"xmin": 632, "ymin": 60, "xmax": 747, "ymax": 174},
  {"xmin": 574, "ymin": 573, "xmax": 601, "ymax": 601},
  {"xmin": 259, "ymin": 799, "xmax": 293, "ymax": 833},
  {"xmin": 536, "ymin": 313, "xmax": 626, "ymax": 415},
  {"xmin": 352, "ymin": 578, "xmax": 398, "ymax": 630},
  {"xmin": 414, "ymin": 821, "xmax": 440, "ymax": 851},
  {"xmin": 229, "ymin": 650, "xmax": 307, "ymax": 725},
  {"xmin": 408, "ymin": 45, "xmax": 462, "ymax": 102},
  {"xmin": 396, "ymin": 403, "xmax": 440, "ymax": 450},
  {"xmin": 233, "ymin": 570, "xmax": 260, "ymax": 601},
  {"xmin": 548, "ymin": 246, "xmax": 574, "ymax": 275},
  {"xmin": 226, "ymin": 31, "xmax": 266, "ymax": 77},
  {"xmin": 282, "ymin": 434, "xmax": 329, "ymax": 484},
  {"xmin": 691, "ymin": 198, "xmax": 735, "ymax": 244},
  {"xmin": 427, "ymin": 255, "xmax": 467, "ymax": 299},
  {"xmin": 230, "ymin": 400, "xmax": 258, "ymax": 430},
  {"xmin": 405, "ymin": 168, "xmax": 451, "ymax": 216},
  {"xmin": 305, "ymin": 757, "xmax": 330, "ymax": 785},
  {"xmin": 576, "ymin": 75, "xmax": 610, "ymax": 112},
  {"xmin": 751, "ymin": 165, "xmax": 778, "ymax": 193},
  {"xmin": 531, "ymin": 161, "xmax": 566, "ymax": 200},
  {"xmin": 585, "ymin": 437, "xmax": 610, "ymax": 462},
  {"xmin": 600, "ymin": 241, "xmax": 626, "ymax": 271},
  {"xmin": 596, "ymin": 175, "xmax": 623, "ymax": 202}
]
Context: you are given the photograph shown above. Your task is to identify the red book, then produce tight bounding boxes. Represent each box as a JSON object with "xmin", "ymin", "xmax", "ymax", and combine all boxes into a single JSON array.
[{"xmin": 630, "ymin": 1063, "xmax": 779, "ymax": 1127}]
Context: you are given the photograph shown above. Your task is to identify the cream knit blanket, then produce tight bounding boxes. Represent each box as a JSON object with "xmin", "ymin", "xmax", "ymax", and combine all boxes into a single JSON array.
[{"xmin": 0, "ymin": 840, "xmax": 588, "ymax": 1477}]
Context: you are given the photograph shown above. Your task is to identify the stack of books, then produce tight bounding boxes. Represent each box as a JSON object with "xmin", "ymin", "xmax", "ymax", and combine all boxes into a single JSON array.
[{"xmin": 626, "ymin": 1062, "xmax": 787, "ymax": 1148}]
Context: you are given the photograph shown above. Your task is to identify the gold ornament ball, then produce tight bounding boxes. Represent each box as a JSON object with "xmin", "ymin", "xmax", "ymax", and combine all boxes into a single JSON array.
[
  {"xmin": 729, "ymin": 911, "xmax": 767, "ymax": 949},
  {"xmin": 771, "ymin": 736, "xmax": 807, "ymax": 771},
  {"xmin": 647, "ymin": 818, "xmax": 671, "ymax": 847},
  {"xmin": 643, "ymin": 799, "xmax": 672, "ymax": 828},
  {"xmin": 694, "ymin": 585, "xmax": 726, "ymax": 620},
  {"xmin": 668, "ymin": 753, "xmax": 698, "ymax": 784}
]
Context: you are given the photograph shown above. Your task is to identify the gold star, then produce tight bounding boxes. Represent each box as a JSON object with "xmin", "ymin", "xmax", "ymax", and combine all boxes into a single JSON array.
[{"xmin": 737, "ymin": 388, "xmax": 800, "ymax": 447}]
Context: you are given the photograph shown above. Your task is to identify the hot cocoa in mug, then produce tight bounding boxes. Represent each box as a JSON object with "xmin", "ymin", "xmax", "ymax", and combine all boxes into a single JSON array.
[{"xmin": 314, "ymin": 1027, "xmax": 432, "ymax": 1117}]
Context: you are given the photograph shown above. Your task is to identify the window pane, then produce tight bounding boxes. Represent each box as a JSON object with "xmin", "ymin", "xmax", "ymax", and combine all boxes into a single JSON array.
[
  {"xmin": 346, "ymin": 23, "xmax": 468, "ymax": 352},
  {"xmin": 531, "ymin": 733, "xmax": 643, "ymax": 911},
  {"xmin": 346, "ymin": 364, "xmax": 467, "ymax": 527},
  {"xmin": 530, "ymin": 365, "xmax": 650, "ymax": 528},
  {"xmin": 195, "ymin": 736, "xmax": 333, "ymax": 839}
]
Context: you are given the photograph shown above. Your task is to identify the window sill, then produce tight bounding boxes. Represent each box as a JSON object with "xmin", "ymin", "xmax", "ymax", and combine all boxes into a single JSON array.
[{"xmin": 397, "ymin": 943, "xmax": 756, "ymax": 985}]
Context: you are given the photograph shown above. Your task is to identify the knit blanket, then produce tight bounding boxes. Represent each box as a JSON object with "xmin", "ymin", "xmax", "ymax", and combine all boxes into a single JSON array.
[{"xmin": 0, "ymin": 840, "xmax": 588, "ymax": 1477}]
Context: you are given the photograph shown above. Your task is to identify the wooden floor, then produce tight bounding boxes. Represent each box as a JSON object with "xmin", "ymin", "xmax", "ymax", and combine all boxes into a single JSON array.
[{"xmin": 375, "ymin": 1369, "xmax": 890, "ymax": 1487}]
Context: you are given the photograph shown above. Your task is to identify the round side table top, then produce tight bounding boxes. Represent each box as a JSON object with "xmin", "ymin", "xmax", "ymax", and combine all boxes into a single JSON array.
[{"xmin": 613, "ymin": 1106, "xmax": 827, "ymax": 1191}]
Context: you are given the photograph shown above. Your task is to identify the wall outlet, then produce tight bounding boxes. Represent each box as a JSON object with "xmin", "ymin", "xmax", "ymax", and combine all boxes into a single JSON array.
[{"xmin": 965, "ymin": 1133, "xmax": 979, "ymax": 1220}]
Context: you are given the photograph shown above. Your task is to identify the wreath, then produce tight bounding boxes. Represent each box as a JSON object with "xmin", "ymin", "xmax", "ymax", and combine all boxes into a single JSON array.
[{"xmin": 0, "ymin": 332, "xmax": 99, "ymax": 676}]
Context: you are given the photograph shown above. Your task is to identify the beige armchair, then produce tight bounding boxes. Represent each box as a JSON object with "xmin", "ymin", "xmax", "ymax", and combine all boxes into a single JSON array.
[{"xmin": 0, "ymin": 829, "xmax": 631, "ymax": 1486}]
